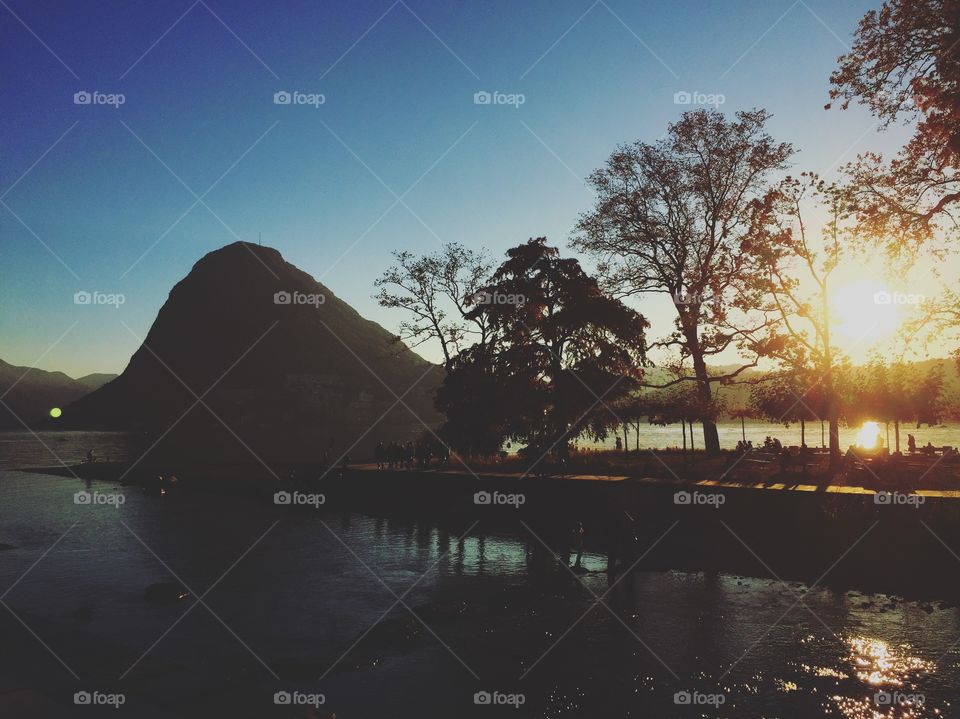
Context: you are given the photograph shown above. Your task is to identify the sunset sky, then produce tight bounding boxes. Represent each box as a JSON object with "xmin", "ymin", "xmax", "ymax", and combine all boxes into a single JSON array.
[{"xmin": 0, "ymin": 0, "xmax": 939, "ymax": 376}]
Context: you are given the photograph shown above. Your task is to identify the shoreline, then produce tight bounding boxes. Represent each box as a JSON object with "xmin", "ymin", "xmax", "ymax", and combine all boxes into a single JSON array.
[{"xmin": 16, "ymin": 461, "xmax": 960, "ymax": 603}]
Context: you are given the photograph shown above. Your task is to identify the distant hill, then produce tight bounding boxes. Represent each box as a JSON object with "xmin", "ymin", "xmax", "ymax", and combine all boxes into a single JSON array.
[
  {"xmin": 61, "ymin": 242, "xmax": 443, "ymax": 459},
  {"xmin": 642, "ymin": 360, "xmax": 959, "ymax": 418},
  {"xmin": 0, "ymin": 360, "xmax": 115, "ymax": 429}
]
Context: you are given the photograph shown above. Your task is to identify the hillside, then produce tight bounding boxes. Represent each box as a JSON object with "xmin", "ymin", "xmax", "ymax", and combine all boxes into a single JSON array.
[
  {"xmin": 0, "ymin": 360, "xmax": 115, "ymax": 429},
  {"xmin": 61, "ymin": 242, "xmax": 443, "ymax": 458}
]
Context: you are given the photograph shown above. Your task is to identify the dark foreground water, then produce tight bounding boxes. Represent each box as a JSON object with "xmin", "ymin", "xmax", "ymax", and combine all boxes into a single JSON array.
[{"xmin": 0, "ymin": 434, "xmax": 958, "ymax": 718}]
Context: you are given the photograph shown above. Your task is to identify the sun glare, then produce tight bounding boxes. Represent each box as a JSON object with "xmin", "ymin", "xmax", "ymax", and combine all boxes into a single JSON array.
[
  {"xmin": 830, "ymin": 279, "xmax": 902, "ymax": 348},
  {"xmin": 855, "ymin": 421, "xmax": 882, "ymax": 449}
]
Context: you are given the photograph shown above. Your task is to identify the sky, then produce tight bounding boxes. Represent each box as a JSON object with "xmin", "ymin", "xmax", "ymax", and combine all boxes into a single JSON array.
[{"xmin": 0, "ymin": 0, "xmax": 937, "ymax": 377}]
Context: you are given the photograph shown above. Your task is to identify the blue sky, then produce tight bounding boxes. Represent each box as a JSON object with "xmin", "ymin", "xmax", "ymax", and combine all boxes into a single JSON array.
[{"xmin": 0, "ymin": 0, "xmax": 913, "ymax": 375}]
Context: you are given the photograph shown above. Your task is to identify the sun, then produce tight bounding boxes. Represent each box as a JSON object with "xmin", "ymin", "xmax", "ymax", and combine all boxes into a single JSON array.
[
  {"xmin": 830, "ymin": 279, "xmax": 903, "ymax": 348},
  {"xmin": 855, "ymin": 421, "xmax": 882, "ymax": 449}
]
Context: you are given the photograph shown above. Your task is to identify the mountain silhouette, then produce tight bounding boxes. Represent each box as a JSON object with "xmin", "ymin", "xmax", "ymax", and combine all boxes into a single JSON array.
[
  {"xmin": 0, "ymin": 360, "xmax": 115, "ymax": 429},
  {"xmin": 63, "ymin": 242, "xmax": 442, "ymax": 459}
]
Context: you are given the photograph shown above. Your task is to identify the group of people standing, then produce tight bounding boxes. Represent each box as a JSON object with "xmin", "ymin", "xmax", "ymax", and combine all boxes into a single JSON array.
[{"xmin": 374, "ymin": 439, "xmax": 450, "ymax": 470}]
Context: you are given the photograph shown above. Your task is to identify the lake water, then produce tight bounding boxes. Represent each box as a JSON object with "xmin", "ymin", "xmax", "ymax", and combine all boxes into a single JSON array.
[{"xmin": 1, "ymin": 433, "xmax": 958, "ymax": 717}]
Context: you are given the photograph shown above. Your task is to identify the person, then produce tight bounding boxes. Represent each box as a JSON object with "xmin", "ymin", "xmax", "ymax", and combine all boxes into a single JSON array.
[
  {"xmin": 800, "ymin": 443, "xmax": 810, "ymax": 475},
  {"xmin": 908, "ymin": 434, "xmax": 917, "ymax": 454},
  {"xmin": 572, "ymin": 522, "xmax": 585, "ymax": 569},
  {"xmin": 615, "ymin": 436, "xmax": 622, "ymax": 452},
  {"xmin": 375, "ymin": 441, "xmax": 386, "ymax": 469},
  {"xmin": 780, "ymin": 446, "xmax": 791, "ymax": 474},
  {"xmin": 773, "ymin": 437, "xmax": 782, "ymax": 451},
  {"xmin": 86, "ymin": 449, "xmax": 96, "ymax": 463}
]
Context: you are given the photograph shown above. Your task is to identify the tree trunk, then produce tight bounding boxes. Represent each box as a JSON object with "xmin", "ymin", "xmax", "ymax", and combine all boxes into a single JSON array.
[
  {"xmin": 829, "ymin": 417, "xmax": 840, "ymax": 471},
  {"xmin": 685, "ymin": 321, "xmax": 721, "ymax": 456},
  {"xmin": 741, "ymin": 416, "xmax": 746, "ymax": 442},
  {"xmin": 682, "ymin": 420, "xmax": 687, "ymax": 452},
  {"xmin": 801, "ymin": 418, "xmax": 806, "ymax": 446},
  {"xmin": 895, "ymin": 420, "xmax": 901, "ymax": 454}
]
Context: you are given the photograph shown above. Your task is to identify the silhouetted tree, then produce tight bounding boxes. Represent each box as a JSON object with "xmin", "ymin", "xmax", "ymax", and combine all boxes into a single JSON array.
[
  {"xmin": 574, "ymin": 109, "xmax": 793, "ymax": 456},
  {"xmin": 749, "ymin": 173, "xmax": 850, "ymax": 468},
  {"xmin": 829, "ymin": 0, "xmax": 960, "ymax": 253},
  {"xmin": 437, "ymin": 238, "xmax": 648, "ymax": 462},
  {"xmin": 375, "ymin": 243, "xmax": 492, "ymax": 368}
]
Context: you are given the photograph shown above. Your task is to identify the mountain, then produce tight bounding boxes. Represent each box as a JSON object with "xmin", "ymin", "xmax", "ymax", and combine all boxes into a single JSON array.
[
  {"xmin": 62, "ymin": 242, "xmax": 443, "ymax": 459},
  {"xmin": 0, "ymin": 360, "xmax": 115, "ymax": 430}
]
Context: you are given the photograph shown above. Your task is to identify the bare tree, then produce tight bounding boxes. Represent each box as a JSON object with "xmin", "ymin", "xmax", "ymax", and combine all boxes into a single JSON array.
[
  {"xmin": 573, "ymin": 109, "xmax": 793, "ymax": 455},
  {"xmin": 374, "ymin": 243, "xmax": 491, "ymax": 368},
  {"xmin": 751, "ymin": 173, "xmax": 850, "ymax": 468}
]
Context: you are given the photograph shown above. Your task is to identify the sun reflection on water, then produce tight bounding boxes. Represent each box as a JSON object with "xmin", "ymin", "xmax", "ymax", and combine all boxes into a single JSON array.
[
  {"xmin": 826, "ymin": 636, "xmax": 939, "ymax": 718},
  {"xmin": 846, "ymin": 637, "xmax": 933, "ymax": 686}
]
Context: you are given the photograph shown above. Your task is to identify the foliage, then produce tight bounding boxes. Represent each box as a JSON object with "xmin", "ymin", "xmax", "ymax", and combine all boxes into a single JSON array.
[
  {"xmin": 437, "ymin": 238, "xmax": 648, "ymax": 458},
  {"xmin": 573, "ymin": 108, "xmax": 793, "ymax": 453}
]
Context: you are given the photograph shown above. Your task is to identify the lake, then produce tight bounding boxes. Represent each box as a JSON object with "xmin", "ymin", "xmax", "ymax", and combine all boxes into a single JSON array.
[{"xmin": 0, "ymin": 433, "xmax": 958, "ymax": 717}]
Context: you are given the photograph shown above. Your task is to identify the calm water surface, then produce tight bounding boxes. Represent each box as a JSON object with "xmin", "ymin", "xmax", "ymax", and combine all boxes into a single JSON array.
[{"xmin": 1, "ymin": 433, "xmax": 958, "ymax": 717}]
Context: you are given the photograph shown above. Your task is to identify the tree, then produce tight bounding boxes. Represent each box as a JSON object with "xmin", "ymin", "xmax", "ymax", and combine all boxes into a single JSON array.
[
  {"xmin": 437, "ymin": 238, "xmax": 648, "ymax": 462},
  {"xmin": 574, "ymin": 109, "xmax": 793, "ymax": 455},
  {"xmin": 749, "ymin": 370, "xmax": 827, "ymax": 447},
  {"xmin": 374, "ymin": 243, "xmax": 492, "ymax": 368},
  {"xmin": 749, "ymin": 173, "xmax": 850, "ymax": 468},
  {"xmin": 829, "ymin": 0, "xmax": 960, "ymax": 253}
]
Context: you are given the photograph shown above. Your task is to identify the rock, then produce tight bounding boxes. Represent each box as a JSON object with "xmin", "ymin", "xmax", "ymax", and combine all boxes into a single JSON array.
[{"xmin": 144, "ymin": 582, "xmax": 189, "ymax": 603}]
